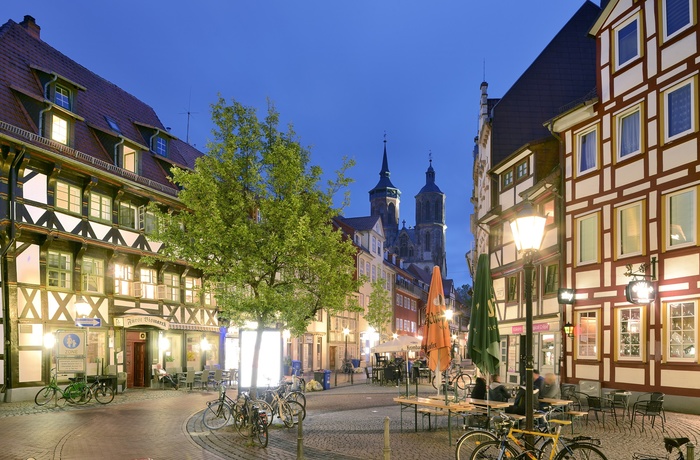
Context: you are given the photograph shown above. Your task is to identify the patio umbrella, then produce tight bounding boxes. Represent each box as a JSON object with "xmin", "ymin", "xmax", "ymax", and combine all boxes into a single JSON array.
[
  {"xmin": 467, "ymin": 254, "xmax": 501, "ymax": 376},
  {"xmin": 421, "ymin": 266, "xmax": 451, "ymax": 398},
  {"xmin": 372, "ymin": 335, "xmax": 422, "ymax": 393}
]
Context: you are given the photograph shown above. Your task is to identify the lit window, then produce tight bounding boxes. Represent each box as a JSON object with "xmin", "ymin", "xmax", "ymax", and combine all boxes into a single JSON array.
[
  {"xmin": 163, "ymin": 272, "xmax": 180, "ymax": 302},
  {"xmin": 576, "ymin": 310, "xmax": 599, "ymax": 359},
  {"xmin": 667, "ymin": 300, "xmax": 697, "ymax": 361},
  {"xmin": 54, "ymin": 85, "xmax": 71, "ymax": 110},
  {"xmin": 542, "ymin": 200, "xmax": 555, "ymax": 227},
  {"xmin": 47, "ymin": 250, "xmax": 72, "ymax": 289},
  {"xmin": 663, "ymin": 0, "xmax": 692, "ymax": 40},
  {"xmin": 617, "ymin": 306, "xmax": 643, "ymax": 359},
  {"xmin": 51, "ymin": 114, "xmax": 68, "ymax": 145},
  {"xmin": 664, "ymin": 79, "xmax": 694, "ymax": 142},
  {"xmin": 616, "ymin": 16, "xmax": 639, "ymax": 69},
  {"xmin": 140, "ymin": 268, "xmax": 157, "ymax": 299},
  {"xmin": 82, "ymin": 257, "xmax": 104, "ymax": 294},
  {"xmin": 89, "ymin": 192, "xmax": 112, "ymax": 222},
  {"xmin": 576, "ymin": 127, "xmax": 597, "ymax": 175},
  {"xmin": 617, "ymin": 107, "xmax": 641, "ymax": 160},
  {"xmin": 665, "ymin": 188, "xmax": 696, "ymax": 249},
  {"xmin": 576, "ymin": 213, "xmax": 599, "ymax": 265},
  {"xmin": 122, "ymin": 146, "xmax": 137, "ymax": 173},
  {"xmin": 185, "ymin": 276, "xmax": 201, "ymax": 304},
  {"xmin": 56, "ymin": 181, "xmax": 81, "ymax": 214},
  {"xmin": 616, "ymin": 202, "xmax": 644, "ymax": 257},
  {"xmin": 114, "ymin": 263, "xmax": 133, "ymax": 296}
]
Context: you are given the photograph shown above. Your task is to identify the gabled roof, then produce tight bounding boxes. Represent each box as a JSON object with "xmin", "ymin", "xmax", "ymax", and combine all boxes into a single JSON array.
[
  {"xmin": 0, "ymin": 17, "xmax": 204, "ymax": 195},
  {"xmin": 336, "ymin": 215, "xmax": 381, "ymax": 233},
  {"xmin": 490, "ymin": 1, "xmax": 600, "ymax": 166}
]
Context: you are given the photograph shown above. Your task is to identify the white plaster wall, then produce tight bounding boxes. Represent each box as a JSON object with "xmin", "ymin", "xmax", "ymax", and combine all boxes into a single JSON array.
[
  {"xmin": 91, "ymin": 221, "xmax": 111, "ymax": 241},
  {"xmin": 574, "ymin": 364, "xmax": 599, "ymax": 380},
  {"xmin": 576, "ymin": 269, "xmax": 602, "ymax": 289},
  {"xmin": 542, "ymin": 297, "xmax": 558, "ymax": 315},
  {"xmin": 661, "ymin": 370, "xmax": 700, "ymax": 389},
  {"xmin": 664, "ymin": 254, "xmax": 700, "ymax": 279},
  {"xmin": 23, "ymin": 169, "xmax": 47, "ymax": 203},
  {"xmin": 121, "ymin": 229, "xmax": 140, "ymax": 247},
  {"xmin": 613, "ymin": 63, "xmax": 644, "ymax": 98},
  {"xmin": 19, "ymin": 350, "xmax": 42, "ymax": 382},
  {"xmin": 16, "ymin": 244, "xmax": 40, "ymax": 285},
  {"xmin": 493, "ymin": 276, "xmax": 505, "ymax": 302},
  {"xmin": 661, "ymin": 33, "xmax": 697, "ymax": 70},
  {"xmin": 17, "ymin": 287, "xmax": 40, "ymax": 319},
  {"xmin": 56, "ymin": 212, "xmax": 81, "ymax": 233},
  {"xmin": 574, "ymin": 175, "xmax": 601, "ymax": 199},
  {"xmin": 614, "ymin": 366, "xmax": 645, "ymax": 385},
  {"xmin": 663, "ymin": 138, "xmax": 698, "ymax": 171},
  {"xmin": 615, "ymin": 158, "xmax": 646, "ymax": 186}
]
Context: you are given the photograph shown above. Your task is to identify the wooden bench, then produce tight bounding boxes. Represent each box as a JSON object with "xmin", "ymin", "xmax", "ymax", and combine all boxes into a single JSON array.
[
  {"xmin": 565, "ymin": 410, "xmax": 589, "ymax": 433},
  {"xmin": 418, "ymin": 407, "xmax": 447, "ymax": 430}
]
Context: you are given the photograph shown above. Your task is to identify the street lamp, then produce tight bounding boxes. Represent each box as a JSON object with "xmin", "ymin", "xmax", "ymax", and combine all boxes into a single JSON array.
[
  {"xmin": 510, "ymin": 200, "xmax": 546, "ymax": 437},
  {"xmin": 343, "ymin": 327, "xmax": 350, "ymax": 362}
]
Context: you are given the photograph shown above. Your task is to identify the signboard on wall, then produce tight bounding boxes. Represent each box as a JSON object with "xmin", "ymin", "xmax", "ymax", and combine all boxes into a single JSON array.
[{"xmin": 56, "ymin": 330, "xmax": 86, "ymax": 373}]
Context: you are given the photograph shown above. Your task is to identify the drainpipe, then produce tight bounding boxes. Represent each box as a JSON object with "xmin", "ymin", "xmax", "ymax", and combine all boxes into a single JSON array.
[
  {"xmin": 2, "ymin": 146, "xmax": 27, "ymax": 401},
  {"xmin": 148, "ymin": 128, "xmax": 161, "ymax": 153},
  {"xmin": 38, "ymin": 74, "xmax": 58, "ymax": 137},
  {"xmin": 114, "ymin": 136, "xmax": 125, "ymax": 167}
]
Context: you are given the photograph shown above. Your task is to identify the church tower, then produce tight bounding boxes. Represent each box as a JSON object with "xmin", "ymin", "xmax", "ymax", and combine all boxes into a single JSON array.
[
  {"xmin": 368, "ymin": 137, "xmax": 400, "ymax": 246},
  {"xmin": 414, "ymin": 156, "xmax": 447, "ymax": 274}
]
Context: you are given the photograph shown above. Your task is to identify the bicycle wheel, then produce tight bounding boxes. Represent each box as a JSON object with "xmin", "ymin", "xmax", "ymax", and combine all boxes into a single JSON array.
[
  {"xmin": 254, "ymin": 399, "xmax": 274, "ymax": 426},
  {"xmin": 454, "ymin": 429, "xmax": 497, "ymax": 460},
  {"xmin": 287, "ymin": 400, "xmax": 306, "ymax": 424},
  {"xmin": 256, "ymin": 416, "xmax": 268, "ymax": 447},
  {"xmin": 234, "ymin": 409, "xmax": 248, "ymax": 437},
  {"xmin": 93, "ymin": 383, "xmax": 114, "ymax": 404},
  {"xmin": 278, "ymin": 400, "xmax": 295, "ymax": 428},
  {"xmin": 35, "ymin": 386, "xmax": 56, "ymax": 406},
  {"xmin": 554, "ymin": 443, "xmax": 608, "ymax": 460},
  {"xmin": 65, "ymin": 384, "xmax": 89, "ymax": 404},
  {"xmin": 468, "ymin": 440, "xmax": 518, "ymax": 459},
  {"xmin": 202, "ymin": 401, "xmax": 232, "ymax": 430},
  {"xmin": 286, "ymin": 390, "xmax": 306, "ymax": 408},
  {"xmin": 455, "ymin": 373, "xmax": 473, "ymax": 391}
]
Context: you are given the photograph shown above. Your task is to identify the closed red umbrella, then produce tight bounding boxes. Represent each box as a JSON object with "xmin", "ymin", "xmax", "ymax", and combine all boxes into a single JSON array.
[{"xmin": 421, "ymin": 266, "xmax": 452, "ymax": 391}]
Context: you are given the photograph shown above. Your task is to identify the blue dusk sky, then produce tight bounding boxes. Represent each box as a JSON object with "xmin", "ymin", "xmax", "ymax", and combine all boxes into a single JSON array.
[{"xmin": 5, "ymin": 1, "xmax": 600, "ymax": 289}]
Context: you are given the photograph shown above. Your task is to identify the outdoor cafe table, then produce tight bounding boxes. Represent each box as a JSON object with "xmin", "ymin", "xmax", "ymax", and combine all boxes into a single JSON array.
[{"xmin": 394, "ymin": 396, "xmax": 474, "ymax": 446}]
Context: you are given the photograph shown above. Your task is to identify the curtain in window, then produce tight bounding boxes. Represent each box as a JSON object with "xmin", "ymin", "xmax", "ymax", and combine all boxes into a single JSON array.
[
  {"xmin": 669, "ymin": 190, "xmax": 694, "ymax": 246},
  {"xmin": 619, "ymin": 205, "xmax": 641, "ymax": 255},
  {"xmin": 666, "ymin": 0, "xmax": 690, "ymax": 37},
  {"xmin": 579, "ymin": 215, "xmax": 597, "ymax": 262},
  {"xmin": 579, "ymin": 130, "xmax": 596, "ymax": 172},
  {"xmin": 668, "ymin": 84, "xmax": 691, "ymax": 138},
  {"xmin": 620, "ymin": 110, "xmax": 640, "ymax": 157},
  {"xmin": 617, "ymin": 20, "xmax": 638, "ymax": 65}
]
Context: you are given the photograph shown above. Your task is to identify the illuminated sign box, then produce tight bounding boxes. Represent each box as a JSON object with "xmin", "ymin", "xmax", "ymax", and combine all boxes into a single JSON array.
[
  {"xmin": 239, "ymin": 329, "xmax": 281, "ymax": 388},
  {"xmin": 625, "ymin": 280, "xmax": 655, "ymax": 304}
]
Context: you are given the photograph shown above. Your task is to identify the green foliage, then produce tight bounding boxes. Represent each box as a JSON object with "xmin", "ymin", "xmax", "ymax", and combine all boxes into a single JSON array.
[
  {"xmin": 149, "ymin": 97, "xmax": 359, "ymax": 392},
  {"xmin": 364, "ymin": 277, "xmax": 393, "ymax": 338}
]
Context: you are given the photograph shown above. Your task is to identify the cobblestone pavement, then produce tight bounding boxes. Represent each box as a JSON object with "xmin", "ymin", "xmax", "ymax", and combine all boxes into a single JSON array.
[{"xmin": 2, "ymin": 376, "xmax": 700, "ymax": 459}]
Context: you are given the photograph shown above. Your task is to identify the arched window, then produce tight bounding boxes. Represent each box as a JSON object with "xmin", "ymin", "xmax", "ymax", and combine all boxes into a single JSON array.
[
  {"xmin": 424, "ymin": 200, "xmax": 431, "ymax": 221},
  {"xmin": 388, "ymin": 203, "xmax": 396, "ymax": 225},
  {"xmin": 416, "ymin": 202, "xmax": 422, "ymax": 224},
  {"xmin": 425, "ymin": 231, "xmax": 431, "ymax": 251},
  {"xmin": 434, "ymin": 200, "xmax": 441, "ymax": 221}
]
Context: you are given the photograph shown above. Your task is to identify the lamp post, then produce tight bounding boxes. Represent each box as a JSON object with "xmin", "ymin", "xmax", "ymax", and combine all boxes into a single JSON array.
[
  {"xmin": 509, "ymin": 200, "xmax": 546, "ymax": 438},
  {"xmin": 343, "ymin": 327, "xmax": 350, "ymax": 363}
]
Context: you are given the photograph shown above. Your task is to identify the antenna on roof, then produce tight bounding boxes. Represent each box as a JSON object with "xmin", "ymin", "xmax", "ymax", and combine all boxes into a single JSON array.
[
  {"xmin": 179, "ymin": 88, "xmax": 198, "ymax": 145},
  {"xmin": 483, "ymin": 59, "xmax": 486, "ymax": 81}
]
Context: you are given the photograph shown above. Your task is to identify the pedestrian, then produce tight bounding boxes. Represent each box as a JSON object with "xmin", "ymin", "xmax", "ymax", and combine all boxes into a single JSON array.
[{"xmin": 471, "ymin": 376, "xmax": 487, "ymax": 399}]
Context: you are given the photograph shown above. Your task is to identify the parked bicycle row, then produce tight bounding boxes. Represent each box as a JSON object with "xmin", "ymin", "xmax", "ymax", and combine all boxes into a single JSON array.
[{"xmin": 35, "ymin": 369, "xmax": 114, "ymax": 406}]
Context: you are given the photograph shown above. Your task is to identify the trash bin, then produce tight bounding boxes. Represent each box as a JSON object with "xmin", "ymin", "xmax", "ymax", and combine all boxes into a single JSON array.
[
  {"xmin": 313, "ymin": 371, "xmax": 325, "ymax": 388},
  {"xmin": 323, "ymin": 370, "xmax": 331, "ymax": 390},
  {"xmin": 351, "ymin": 359, "xmax": 360, "ymax": 369},
  {"xmin": 291, "ymin": 360, "xmax": 302, "ymax": 376}
]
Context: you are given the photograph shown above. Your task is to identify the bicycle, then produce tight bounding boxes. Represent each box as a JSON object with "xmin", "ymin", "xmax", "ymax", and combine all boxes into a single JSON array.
[
  {"xmin": 280, "ymin": 377, "xmax": 307, "ymax": 409},
  {"xmin": 232, "ymin": 392, "xmax": 268, "ymax": 447},
  {"xmin": 633, "ymin": 437, "xmax": 691, "ymax": 460},
  {"xmin": 341, "ymin": 358, "xmax": 354, "ymax": 374},
  {"xmin": 34, "ymin": 370, "xmax": 68, "ymax": 407},
  {"xmin": 86, "ymin": 375, "xmax": 115, "ymax": 404},
  {"xmin": 202, "ymin": 383, "xmax": 236, "ymax": 430},
  {"xmin": 432, "ymin": 363, "xmax": 473, "ymax": 391},
  {"xmin": 259, "ymin": 382, "xmax": 306, "ymax": 428},
  {"xmin": 468, "ymin": 412, "xmax": 607, "ymax": 460}
]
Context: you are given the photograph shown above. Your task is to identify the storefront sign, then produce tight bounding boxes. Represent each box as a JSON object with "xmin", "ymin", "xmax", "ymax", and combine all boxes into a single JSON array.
[
  {"xmin": 117, "ymin": 315, "xmax": 169, "ymax": 330},
  {"xmin": 511, "ymin": 323, "xmax": 551, "ymax": 334}
]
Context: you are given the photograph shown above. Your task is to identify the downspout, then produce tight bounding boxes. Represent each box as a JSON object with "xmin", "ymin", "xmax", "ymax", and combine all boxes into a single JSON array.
[
  {"xmin": 2, "ymin": 146, "xmax": 27, "ymax": 401},
  {"xmin": 148, "ymin": 128, "xmax": 161, "ymax": 153},
  {"xmin": 114, "ymin": 136, "xmax": 125, "ymax": 167},
  {"xmin": 38, "ymin": 74, "xmax": 58, "ymax": 137}
]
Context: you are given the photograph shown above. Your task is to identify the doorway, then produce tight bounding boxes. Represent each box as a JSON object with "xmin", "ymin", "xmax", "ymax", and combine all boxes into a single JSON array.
[{"xmin": 126, "ymin": 332, "xmax": 148, "ymax": 388}]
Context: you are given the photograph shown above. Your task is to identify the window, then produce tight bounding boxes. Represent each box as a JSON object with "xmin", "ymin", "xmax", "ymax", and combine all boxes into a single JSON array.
[
  {"xmin": 425, "ymin": 232, "xmax": 431, "ymax": 251},
  {"xmin": 506, "ymin": 276, "xmax": 518, "ymax": 302},
  {"xmin": 544, "ymin": 264, "xmax": 558, "ymax": 295},
  {"xmin": 490, "ymin": 225, "xmax": 503, "ymax": 248},
  {"xmin": 54, "ymin": 84, "xmax": 71, "ymax": 110},
  {"xmin": 140, "ymin": 268, "xmax": 157, "ymax": 299},
  {"xmin": 516, "ymin": 160, "xmax": 529, "ymax": 180},
  {"xmin": 663, "ymin": 0, "xmax": 692, "ymax": 40},
  {"xmin": 396, "ymin": 293, "xmax": 402, "ymax": 307},
  {"xmin": 616, "ymin": 106, "xmax": 641, "ymax": 160},
  {"xmin": 163, "ymin": 272, "xmax": 180, "ymax": 302},
  {"xmin": 185, "ymin": 276, "xmax": 201, "ymax": 304},
  {"xmin": 371, "ymin": 236, "xmax": 376, "ymax": 253},
  {"xmin": 576, "ymin": 213, "xmax": 599, "ymax": 265},
  {"xmin": 138, "ymin": 206, "xmax": 157, "ymax": 234},
  {"xmin": 542, "ymin": 200, "xmax": 555, "ymax": 227},
  {"xmin": 615, "ymin": 16, "xmax": 640, "ymax": 69},
  {"xmin": 50, "ymin": 113, "xmax": 69, "ymax": 145},
  {"xmin": 55, "ymin": 181, "xmax": 81, "ymax": 214},
  {"xmin": 664, "ymin": 79, "xmax": 695, "ymax": 142},
  {"xmin": 576, "ymin": 127, "xmax": 598, "ymax": 175},
  {"xmin": 667, "ymin": 301, "xmax": 697, "ymax": 360},
  {"xmin": 502, "ymin": 170, "xmax": 513, "ymax": 188},
  {"xmin": 82, "ymin": 257, "xmax": 104, "ymax": 294},
  {"xmin": 371, "ymin": 265, "xmax": 376, "ymax": 282},
  {"xmin": 665, "ymin": 188, "xmax": 696, "ymax": 249},
  {"xmin": 616, "ymin": 202, "xmax": 644, "ymax": 257},
  {"xmin": 617, "ymin": 306, "xmax": 643, "ymax": 359},
  {"xmin": 119, "ymin": 202, "xmax": 138, "ymax": 229},
  {"xmin": 122, "ymin": 146, "xmax": 137, "ymax": 173},
  {"xmin": 47, "ymin": 250, "xmax": 72, "ymax": 289},
  {"xmin": 89, "ymin": 192, "xmax": 112, "ymax": 222},
  {"xmin": 154, "ymin": 136, "xmax": 168, "ymax": 156},
  {"xmin": 114, "ymin": 263, "xmax": 133, "ymax": 296},
  {"xmin": 576, "ymin": 310, "xmax": 599, "ymax": 359}
]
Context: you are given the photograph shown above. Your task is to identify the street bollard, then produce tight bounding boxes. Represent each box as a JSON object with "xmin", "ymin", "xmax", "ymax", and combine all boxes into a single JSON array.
[
  {"xmin": 297, "ymin": 415, "xmax": 304, "ymax": 459},
  {"xmin": 687, "ymin": 442, "xmax": 694, "ymax": 460},
  {"xmin": 383, "ymin": 416, "xmax": 391, "ymax": 460},
  {"xmin": 334, "ymin": 371, "xmax": 337, "ymax": 387},
  {"xmin": 351, "ymin": 371, "xmax": 354, "ymax": 385}
]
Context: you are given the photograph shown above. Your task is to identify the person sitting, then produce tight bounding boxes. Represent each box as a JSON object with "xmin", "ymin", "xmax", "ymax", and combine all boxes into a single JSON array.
[
  {"xmin": 157, "ymin": 368, "xmax": 179, "ymax": 390},
  {"xmin": 489, "ymin": 374, "xmax": 511, "ymax": 402},
  {"xmin": 505, "ymin": 385, "xmax": 539, "ymax": 415},
  {"xmin": 533, "ymin": 369, "xmax": 545, "ymax": 394},
  {"xmin": 539, "ymin": 373, "xmax": 561, "ymax": 409},
  {"xmin": 471, "ymin": 376, "xmax": 487, "ymax": 399}
]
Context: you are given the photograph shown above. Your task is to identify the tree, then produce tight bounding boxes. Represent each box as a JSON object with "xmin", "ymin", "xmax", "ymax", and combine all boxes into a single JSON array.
[
  {"xmin": 364, "ymin": 277, "xmax": 393, "ymax": 339},
  {"xmin": 150, "ymin": 97, "xmax": 359, "ymax": 395}
]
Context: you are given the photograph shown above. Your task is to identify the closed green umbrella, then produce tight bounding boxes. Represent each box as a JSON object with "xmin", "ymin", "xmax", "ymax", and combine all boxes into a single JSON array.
[{"xmin": 467, "ymin": 254, "xmax": 501, "ymax": 376}]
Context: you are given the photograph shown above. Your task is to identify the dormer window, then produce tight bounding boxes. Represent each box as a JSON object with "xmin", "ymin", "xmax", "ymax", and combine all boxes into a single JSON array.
[
  {"xmin": 105, "ymin": 116, "xmax": 120, "ymax": 133},
  {"xmin": 117, "ymin": 145, "xmax": 138, "ymax": 174},
  {"xmin": 54, "ymin": 84, "xmax": 71, "ymax": 110},
  {"xmin": 154, "ymin": 136, "xmax": 168, "ymax": 156},
  {"xmin": 50, "ymin": 114, "xmax": 69, "ymax": 145}
]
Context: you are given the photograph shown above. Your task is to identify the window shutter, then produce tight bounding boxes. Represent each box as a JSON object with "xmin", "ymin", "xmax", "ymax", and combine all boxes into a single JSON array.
[
  {"xmin": 138, "ymin": 205, "xmax": 145, "ymax": 230},
  {"xmin": 133, "ymin": 281, "xmax": 142, "ymax": 298}
]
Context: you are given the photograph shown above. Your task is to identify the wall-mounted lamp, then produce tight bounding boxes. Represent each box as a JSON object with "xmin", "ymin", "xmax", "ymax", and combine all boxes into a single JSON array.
[
  {"xmin": 625, "ymin": 280, "xmax": 656, "ymax": 304},
  {"xmin": 557, "ymin": 288, "xmax": 575, "ymax": 304},
  {"xmin": 75, "ymin": 295, "xmax": 91, "ymax": 317},
  {"xmin": 563, "ymin": 322, "xmax": 574, "ymax": 338}
]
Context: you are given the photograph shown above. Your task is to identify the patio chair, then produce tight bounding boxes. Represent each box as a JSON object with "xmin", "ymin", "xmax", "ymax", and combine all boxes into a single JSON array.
[
  {"xmin": 180, "ymin": 371, "xmax": 196, "ymax": 390},
  {"xmin": 586, "ymin": 395, "xmax": 617, "ymax": 425},
  {"xmin": 207, "ymin": 369, "xmax": 222, "ymax": 389},
  {"xmin": 607, "ymin": 389, "xmax": 631, "ymax": 420},
  {"xmin": 630, "ymin": 392, "xmax": 665, "ymax": 430},
  {"xmin": 564, "ymin": 391, "xmax": 589, "ymax": 434}
]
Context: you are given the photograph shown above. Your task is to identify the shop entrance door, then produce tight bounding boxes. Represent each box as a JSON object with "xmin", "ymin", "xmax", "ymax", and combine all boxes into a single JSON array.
[{"xmin": 133, "ymin": 342, "xmax": 146, "ymax": 387}]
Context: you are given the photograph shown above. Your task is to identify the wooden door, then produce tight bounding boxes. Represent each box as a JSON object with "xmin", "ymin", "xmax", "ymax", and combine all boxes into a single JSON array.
[{"xmin": 134, "ymin": 342, "xmax": 146, "ymax": 387}]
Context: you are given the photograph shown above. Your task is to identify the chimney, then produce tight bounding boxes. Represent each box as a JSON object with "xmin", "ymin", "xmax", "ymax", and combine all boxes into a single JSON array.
[{"xmin": 20, "ymin": 15, "xmax": 41, "ymax": 40}]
